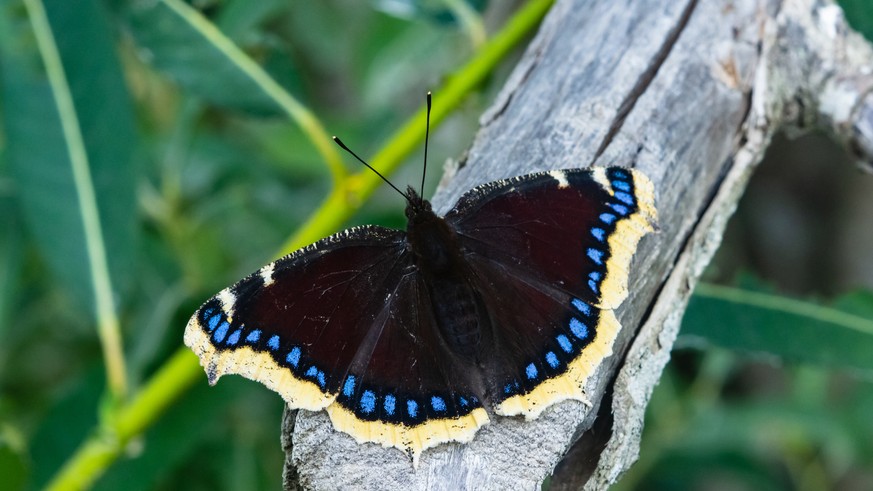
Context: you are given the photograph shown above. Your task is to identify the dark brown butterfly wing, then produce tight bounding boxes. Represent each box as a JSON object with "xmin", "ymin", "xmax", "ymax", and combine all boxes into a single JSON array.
[
  {"xmin": 325, "ymin": 272, "xmax": 488, "ymax": 464},
  {"xmin": 185, "ymin": 226, "xmax": 487, "ymax": 463},
  {"xmin": 446, "ymin": 167, "xmax": 656, "ymax": 416},
  {"xmin": 185, "ymin": 166, "xmax": 656, "ymax": 462},
  {"xmin": 185, "ymin": 226, "xmax": 408, "ymax": 410}
]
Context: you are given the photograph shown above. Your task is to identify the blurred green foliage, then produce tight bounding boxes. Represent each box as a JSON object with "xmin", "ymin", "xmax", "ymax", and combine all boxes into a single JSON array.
[
  {"xmin": 0, "ymin": 0, "xmax": 872, "ymax": 490},
  {"xmin": 840, "ymin": 0, "xmax": 873, "ymax": 40}
]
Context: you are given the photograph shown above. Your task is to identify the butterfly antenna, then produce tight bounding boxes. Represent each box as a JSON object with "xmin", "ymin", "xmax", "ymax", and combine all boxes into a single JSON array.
[
  {"xmin": 333, "ymin": 136, "xmax": 411, "ymax": 201},
  {"xmin": 420, "ymin": 91, "xmax": 432, "ymax": 198}
]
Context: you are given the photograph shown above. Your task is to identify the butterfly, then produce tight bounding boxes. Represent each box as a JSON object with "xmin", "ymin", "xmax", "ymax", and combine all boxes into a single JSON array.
[{"xmin": 184, "ymin": 94, "xmax": 657, "ymax": 465}]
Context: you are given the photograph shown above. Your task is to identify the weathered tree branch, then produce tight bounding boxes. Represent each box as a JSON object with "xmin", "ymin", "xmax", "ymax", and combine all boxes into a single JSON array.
[{"xmin": 283, "ymin": 0, "xmax": 873, "ymax": 488}]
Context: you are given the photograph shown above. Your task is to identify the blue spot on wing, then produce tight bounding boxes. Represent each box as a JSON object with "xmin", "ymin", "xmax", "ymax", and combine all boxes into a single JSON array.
[
  {"xmin": 316, "ymin": 371, "xmax": 326, "ymax": 388},
  {"xmin": 267, "ymin": 335, "xmax": 280, "ymax": 351},
  {"xmin": 589, "ymin": 271, "xmax": 602, "ymax": 293},
  {"xmin": 612, "ymin": 180, "xmax": 631, "ymax": 192},
  {"xmin": 384, "ymin": 394, "xmax": 396, "ymax": 415},
  {"xmin": 246, "ymin": 330, "xmax": 261, "ymax": 343},
  {"xmin": 609, "ymin": 203, "xmax": 630, "ymax": 216},
  {"xmin": 342, "ymin": 375, "xmax": 356, "ymax": 397},
  {"xmin": 286, "ymin": 347, "xmax": 301, "ymax": 367},
  {"xmin": 305, "ymin": 366, "xmax": 317, "ymax": 378},
  {"xmin": 614, "ymin": 191, "xmax": 635, "ymax": 205},
  {"xmin": 503, "ymin": 380, "xmax": 521, "ymax": 395},
  {"xmin": 431, "ymin": 396, "xmax": 447, "ymax": 412},
  {"xmin": 459, "ymin": 396, "xmax": 469, "ymax": 407},
  {"xmin": 525, "ymin": 363, "xmax": 539, "ymax": 380},
  {"xmin": 360, "ymin": 390, "xmax": 376, "ymax": 414},
  {"xmin": 206, "ymin": 312, "xmax": 221, "ymax": 331},
  {"xmin": 557, "ymin": 334, "xmax": 573, "ymax": 353},
  {"xmin": 591, "ymin": 227, "xmax": 606, "ymax": 242},
  {"xmin": 587, "ymin": 248, "xmax": 604, "ymax": 265},
  {"xmin": 600, "ymin": 213, "xmax": 616, "ymax": 225},
  {"xmin": 407, "ymin": 399, "xmax": 418, "ymax": 418},
  {"xmin": 572, "ymin": 298, "xmax": 592, "ymax": 316},
  {"xmin": 227, "ymin": 329, "xmax": 241, "ymax": 345},
  {"xmin": 213, "ymin": 321, "xmax": 230, "ymax": 343},
  {"xmin": 570, "ymin": 318, "xmax": 589, "ymax": 340},
  {"xmin": 546, "ymin": 352, "xmax": 559, "ymax": 368}
]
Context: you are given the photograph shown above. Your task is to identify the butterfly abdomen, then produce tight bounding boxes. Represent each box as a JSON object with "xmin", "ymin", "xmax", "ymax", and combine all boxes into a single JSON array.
[{"xmin": 426, "ymin": 273, "xmax": 484, "ymax": 360}]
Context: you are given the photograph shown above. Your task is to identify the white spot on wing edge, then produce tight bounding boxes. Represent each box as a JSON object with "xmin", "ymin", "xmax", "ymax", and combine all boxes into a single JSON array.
[
  {"xmin": 592, "ymin": 167, "xmax": 612, "ymax": 195},
  {"xmin": 548, "ymin": 170, "xmax": 569, "ymax": 189},
  {"xmin": 218, "ymin": 288, "xmax": 236, "ymax": 318},
  {"xmin": 260, "ymin": 263, "xmax": 275, "ymax": 286}
]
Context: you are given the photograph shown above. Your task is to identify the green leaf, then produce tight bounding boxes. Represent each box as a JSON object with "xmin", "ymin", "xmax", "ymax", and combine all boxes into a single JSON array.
[
  {"xmin": 643, "ymin": 401, "xmax": 855, "ymax": 490},
  {"xmin": 680, "ymin": 284, "xmax": 873, "ymax": 372},
  {"xmin": 371, "ymin": 0, "xmax": 487, "ymax": 25},
  {"xmin": 0, "ymin": 0, "xmax": 138, "ymax": 315},
  {"xmin": 28, "ymin": 367, "xmax": 103, "ymax": 489},
  {"xmin": 120, "ymin": 0, "xmax": 344, "ymax": 180},
  {"xmin": 0, "ymin": 195, "xmax": 24, "ymax": 342},
  {"xmin": 0, "ymin": 442, "xmax": 27, "ymax": 491},
  {"xmin": 839, "ymin": 0, "xmax": 873, "ymax": 42},
  {"xmin": 0, "ymin": 423, "xmax": 28, "ymax": 491},
  {"xmin": 122, "ymin": 0, "xmax": 292, "ymax": 115},
  {"xmin": 214, "ymin": 0, "xmax": 287, "ymax": 40}
]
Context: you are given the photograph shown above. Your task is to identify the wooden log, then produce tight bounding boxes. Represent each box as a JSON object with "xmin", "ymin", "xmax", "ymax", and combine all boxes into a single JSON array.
[{"xmin": 283, "ymin": 0, "xmax": 873, "ymax": 488}]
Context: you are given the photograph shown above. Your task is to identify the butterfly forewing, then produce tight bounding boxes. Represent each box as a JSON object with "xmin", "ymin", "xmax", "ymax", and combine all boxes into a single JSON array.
[
  {"xmin": 185, "ymin": 226, "xmax": 408, "ymax": 410},
  {"xmin": 447, "ymin": 168, "xmax": 655, "ymax": 310}
]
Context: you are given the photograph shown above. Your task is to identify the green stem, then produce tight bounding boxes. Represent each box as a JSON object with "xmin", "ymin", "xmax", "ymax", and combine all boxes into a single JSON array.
[
  {"xmin": 44, "ymin": 0, "xmax": 555, "ymax": 488},
  {"xmin": 23, "ymin": 0, "xmax": 127, "ymax": 399},
  {"xmin": 443, "ymin": 0, "xmax": 487, "ymax": 48},
  {"xmin": 159, "ymin": 0, "xmax": 347, "ymax": 183},
  {"xmin": 695, "ymin": 283, "xmax": 873, "ymax": 335},
  {"xmin": 44, "ymin": 350, "xmax": 202, "ymax": 491},
  {"xmin": 280, "ymin": 0, "xmax": 555, "ymax": 254}
]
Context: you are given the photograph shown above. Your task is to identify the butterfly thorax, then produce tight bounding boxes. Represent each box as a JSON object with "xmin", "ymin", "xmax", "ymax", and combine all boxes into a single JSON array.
[{"xmin": 405, "ymin": 188, "xmax": 485, "ymax": 361}]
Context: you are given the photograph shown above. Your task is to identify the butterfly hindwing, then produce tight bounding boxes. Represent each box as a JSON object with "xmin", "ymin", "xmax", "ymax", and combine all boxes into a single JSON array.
[
  {"xmin": 460, "ymin": 250, "xmax": 622, "ymax": 417},
  {"xmin": 325, "ymin": 273, "xmax": 489, "ymax": 464}
]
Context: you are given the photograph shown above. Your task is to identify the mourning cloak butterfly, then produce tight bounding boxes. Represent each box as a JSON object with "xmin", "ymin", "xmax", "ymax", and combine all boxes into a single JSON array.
[{"xmin": 184, "ymin": 96, "xmax": 657, "ymax": 465}]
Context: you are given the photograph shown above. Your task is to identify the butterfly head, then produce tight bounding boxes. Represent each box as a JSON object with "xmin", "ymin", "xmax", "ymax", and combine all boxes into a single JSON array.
[{"xmin": 404, "ymin": 186, "xmax": 432, "ymax": 217}]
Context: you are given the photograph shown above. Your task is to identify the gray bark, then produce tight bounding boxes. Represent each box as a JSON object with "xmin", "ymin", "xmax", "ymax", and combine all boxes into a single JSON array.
[{"xmin": 283, "ymin": 0, "xmax": 873, "ymax": 489}]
